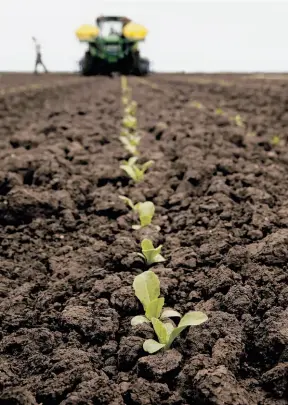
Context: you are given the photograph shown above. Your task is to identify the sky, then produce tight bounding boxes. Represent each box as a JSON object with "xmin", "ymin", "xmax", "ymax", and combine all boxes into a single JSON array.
[{"xmin": 1, "ymin": 0, "xmax": 288, "ymax": 72}]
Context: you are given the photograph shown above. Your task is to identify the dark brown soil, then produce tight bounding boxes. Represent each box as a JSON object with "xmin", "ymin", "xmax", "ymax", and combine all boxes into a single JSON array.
[
  {"xmin": 0, "ymin": 73, "xmax": 78, "ymax": 91},
  {"xmin": 0, "ymin": 73, "xmax": 288, "ymax": 405}
]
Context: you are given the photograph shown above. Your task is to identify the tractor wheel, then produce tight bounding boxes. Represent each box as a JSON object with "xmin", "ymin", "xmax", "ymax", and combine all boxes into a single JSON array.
[
  {"xmin": 137, "ymin": 58, "xmax": 150, "ymax": 76},
  {"xmin": 81, "ymin": 52, "xmax": 96, "ymax": 76},
  {"xmin": 119, "ymin": 54, "xmax": 134, "ymax": 76}
]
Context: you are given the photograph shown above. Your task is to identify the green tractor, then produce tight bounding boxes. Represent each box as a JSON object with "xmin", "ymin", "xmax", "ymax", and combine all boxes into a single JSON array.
[{"xmin": 76, "ymin": 16, "xmax": 150, "ymax": 76}]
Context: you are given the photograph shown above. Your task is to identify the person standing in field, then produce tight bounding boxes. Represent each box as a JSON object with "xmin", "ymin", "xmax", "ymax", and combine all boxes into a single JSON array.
[{"xmin": 32, "ymin": 37, "xmax": 48, "ymax": 74}]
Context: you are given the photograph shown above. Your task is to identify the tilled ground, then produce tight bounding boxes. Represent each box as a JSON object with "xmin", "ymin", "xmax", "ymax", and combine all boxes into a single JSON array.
[
  {"xmin": 0, "ymin": 73, "xmax": 288, "ymax": 405},
  {"xmin": 0, "ymin": 73, "xmax": 77, "ymax": 91}
]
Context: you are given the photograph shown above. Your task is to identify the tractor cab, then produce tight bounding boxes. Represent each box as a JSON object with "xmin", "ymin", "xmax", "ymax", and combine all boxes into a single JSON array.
[{"xmin": 96, "ymin": 16, "xmax": 129, "ymax": 37}]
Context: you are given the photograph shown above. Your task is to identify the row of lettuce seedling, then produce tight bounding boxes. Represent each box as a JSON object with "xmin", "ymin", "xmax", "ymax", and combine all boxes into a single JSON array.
[{"xmin": 115, "ymin": 76, "xmax": 208, "ymax": 354}]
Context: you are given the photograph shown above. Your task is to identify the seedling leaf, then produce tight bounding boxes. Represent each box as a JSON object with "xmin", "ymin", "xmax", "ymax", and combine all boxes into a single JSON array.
[
  {"xmin": 143, "ymin": 339, "xmax": 165, "ymax": 354},
  {"xmin": 120, "ymin": 164, "xmax": 138, "ymax": 181},
  {"xmin": 145, "ymin": 297, "xmax": 165, "ymax": 321},
  {"xmin": 135, "ymin": 202, "xmax": 155, "ymax": 227},
  {"xmin": 133, "ymin": 270, "xmax": 160, "ymax": 311},
  {"xmin": 141, "ymin": 239, "xmax": 154, "ymax": 251},
  {"xmin": 140, "ymin": 238, "xmax": 165, "ymax": 265},
  {"xmin": 164, "ymin": 321, "xmax": 174, "ymax": 336},
  {"xmin": 271, "ymin": 135, "xmax": 280, "ymax": 145},
  {"xmin": 119, "ymin": 196, "xmax": 136, "ymax": 211},
  {"xmin": 131, "ymin": 315, "xmax": 150, "ymax": 326},
  {"xmin": 141, "ymin": 160, "xmax": 154, "ymax": 172},
  {"xmin": 167, "ymin": 311, "xmax": 208, "ymax": 349},
  {"xmin": 161, "ymin": 308, "xmax": 181, "ymax": 319},
  {"xmin": 151, "ymin": 318, "xmax": 169, "ymax": 345},
  {"xmin": 123, "ymin": 115, "xmax": 137, "ymax": 130},
  {"xmin": 178, "ymin": 311, "xmax": 208, "ymax": 327}
]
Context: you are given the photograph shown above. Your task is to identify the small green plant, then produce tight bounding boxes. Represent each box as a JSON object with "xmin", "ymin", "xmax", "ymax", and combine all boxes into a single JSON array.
[
  {"xmin": 190, "ymin": 101, "xmax": 204, "ymax": 109},
  {"xmin": 138, "ymin": 239, "xmax": 165, "ymax": 266},
  {"xmin": 215, "ymin": 108, "xmax": 224, "ymax": 115},
  {"xmin": 132, "ymin": 201, "xmax": 156, "ymax": 230},
  {"xmin": 120, "ymin": 128, "xmax": 131, "ymax": 138},
  {"xmin": 122, "ymin": 115, "xmax": 137, "ymax": 130},
  {"xmin": 271, "ymin": 135, "xmax": 280, "ymax": 145},
  {"xmin": 143, "ymin": 312, "xmax": 208, "ymax": 353},
  {"xmin": 233, "ymin": 114, "xmax": 244, "ymax": 127},
  {"xmin": 120, "ymin": 157, "xmax": 154, "ymax": 183},
  {"xmin": 119, "ymin": 136, "xmax": 139, "ymax": 156},
  {"xmin": 124, "ymin": 100, "xmax": 137, "ymax": 117},
  {"xmin": 121, "ymin": 75, "xmax": 128, "ymax": 91},
  {"xmin": 119, "ymin": 197, "xmax": 158, "ymax": 230},
  {"xmin": 131, "ymin": 271, "xmax": 181, "ymax": 326},
  {"xmin": 122, "ymin": 88, "xmax": 132, "ymax": 106}
]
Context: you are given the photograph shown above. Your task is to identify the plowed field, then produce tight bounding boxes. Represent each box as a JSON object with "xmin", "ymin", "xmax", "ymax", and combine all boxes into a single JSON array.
[{"xmin": 0, "ymin": 73, "xmax": 287, "ymax": 405}]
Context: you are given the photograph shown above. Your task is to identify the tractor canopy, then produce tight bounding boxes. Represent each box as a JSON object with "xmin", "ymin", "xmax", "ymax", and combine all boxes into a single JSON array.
[{"xmin": 76, "ymin": 16, "xmax": 148, "ymax": 43}]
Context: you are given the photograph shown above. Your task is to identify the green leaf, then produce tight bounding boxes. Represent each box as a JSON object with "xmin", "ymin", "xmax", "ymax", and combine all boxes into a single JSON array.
[
  {"xmin": 161, "ymin": 308, "xmax": 181, "ymax": 320},
  {"xmin": 133, "ymin": 166, "xmax": 144, "ymax": 182},
  {"xmin": 153, "ymin": 254, "xmax": 165, "ymax": 264},
  {"xmin": 143, "ymin": 339, "xmax": 165, "ymax": 354},
  {"xmin": 123, "ymin": 115, "xmax": 137, "ymax": 129},
  {"xmin": 167, "ymin": 311, "xmax": 208, "ymax": 349},
  {"xmin": 120, "ymin": 136, "xmax": 139, "ymax": 155},
  {"xmin": 120, "ymin": 129, "xmax": 130, "ymax": 137},
  {"xmin": 125, "ymin": 144, "xmax": 139, "ymax": 156},
  {"xmin": 164, "ymin": 321, "xmax": 174, "ymax": 337},
  {"xmin": 140, "ymin": 215, "xmax": 152, "ymax": 227},
  {"xmin": 141, "ymin": 160, "xmax": 154, "ymax": 173},
  {"xmin": 271, "ymin": 135, "xmax": 280, "ymax": 145},
  {"xmin": 119, "ymin": 196, "xmax": 135, "ymax": 211},
  {"xmin": 128, "ymin": 156, "xmax": 138, "ymax": 166},
  {"xmin": 145, "ymin": 297, "xmax": 164, "ymax": 320},
  {"xmin": 131, "ymin": 315, "xmax": 150, "ymax": 326},
  {"xmin": 133, "ymin": 270, "xmax": 160, "ymax": 311},
  {"xmin": 151, "ymin": 318, "xmax": 169, "ymax": 345},
  {"xmin": 136, "ymin": 202, "xmax": 155, "ymax": 227},
  {"xmin": 178, "ymin": 311, "xmax": 208, "ymax": 327},
  {"xmin": 144, "ymin": 249, "xmax": 165, "ymax": 266},
  {"xmin": 141, "ymin": 239, "xmax": 165, "ymax": 265},
  {"xmin": 141, "ymin": 239, "xmax": 154, "ymax": 251},
  {"xmin": 124, "ymin": 101, "xmax": 137, "ymax": 116},
  {"xmin": 120, "ymin": 165, "xmax": 137, "ymax": 181}
]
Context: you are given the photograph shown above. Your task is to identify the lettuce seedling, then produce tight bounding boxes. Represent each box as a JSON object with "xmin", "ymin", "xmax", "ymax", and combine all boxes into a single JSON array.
[
  {"xmin": 234, "ymin": 114, "xmax": 244, "ymax": 127},
  {"xmin": 122, "ymin": 115, "xmax": 137, "ymax": 130},
  {"xmin": 124, "ymin": 100, "xmax": 137, "ymax": 117},
  {"xmin": 122, "ymin": 88, "xmax": 132, "ymax": 107},
  {"xmin": 119, "ymin": 131, "xmax": 141, "ymax": 155},
  {"xmin": 120, "ymin": 157, "xmax": 154, "ymax": 183},
  {"xmin": 131, "ymin": 271, "xmax": 181, "ymax": 326},
  {"xmin": 119, "ymin": 198, "xmax": 158, "ymax": 230},
  {"xmin": 215, "ymin": 108, "xmax": 224, "ymax": 115},
  {"xmin": 121, "ymin": 75, "xmax": 128, "ymax": 90},
  {"xmin": 190, "ymin": 101, "xmax": 204, "ymax": 109},
  {"xmin": 119, "ymin": 136, "xmax": 139, "ymax": 156},
  {"xmin": 138, "ymin": 239, "xmax": 165, "ymax": 266},
  {"xmin": 132, "ymin": 201, "xmax": 155, "ymax": 229},
  {"xmin": 120, "ymin": 128, "xmax": 131, "ymax": 138},
  {"xmin": 271, "ymin": 135, "xmax": 280, "ymax": 146},
  {"xmin": 143, "ymin": 312, "xmax": 208, "ymax": 354}
]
